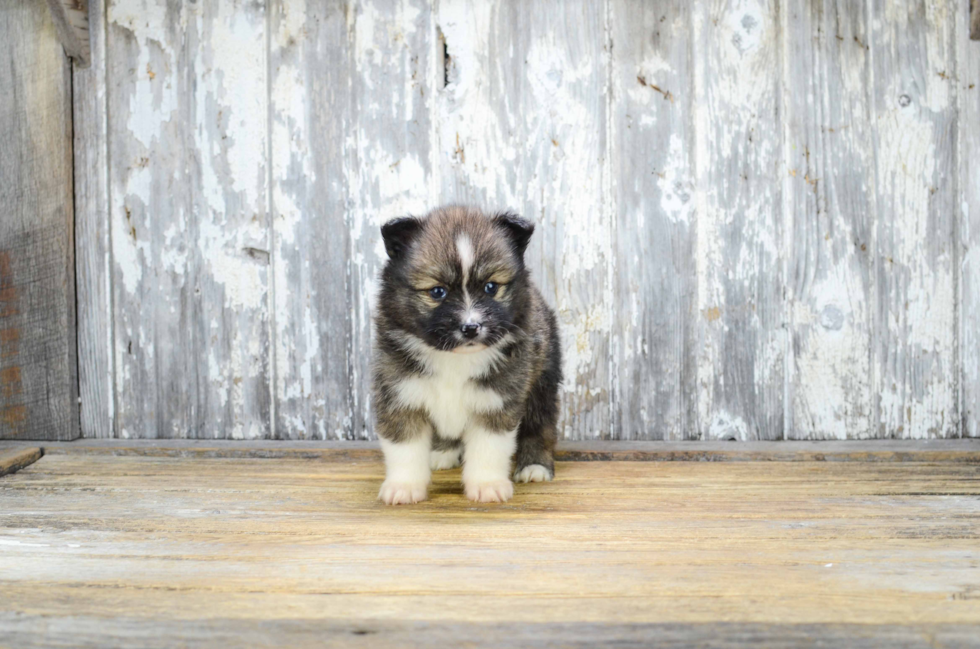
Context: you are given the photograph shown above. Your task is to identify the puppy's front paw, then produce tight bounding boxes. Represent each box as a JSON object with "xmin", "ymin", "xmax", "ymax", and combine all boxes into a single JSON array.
[
  {"xmin": 514, "ymin": 464, "xmax": 553, "ymax": 483},
  {"xmin": 464, "ymin": 479, "xmax": 514, "ymax": 503},
  {"xmin": 378, "ymin": 480, "xmax": 428, "ymax": 505}
]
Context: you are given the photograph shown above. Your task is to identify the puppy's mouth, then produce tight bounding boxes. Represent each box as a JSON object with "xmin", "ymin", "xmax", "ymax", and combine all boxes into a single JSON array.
[{"xmin": 452, "ymin": 341, "xmax": 488, "ymax": 354}]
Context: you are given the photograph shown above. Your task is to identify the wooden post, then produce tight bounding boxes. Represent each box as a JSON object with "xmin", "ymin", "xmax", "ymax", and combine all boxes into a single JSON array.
[{"xmin": 0, "ymin": 0, "xmax": 80, "ymax": 440}]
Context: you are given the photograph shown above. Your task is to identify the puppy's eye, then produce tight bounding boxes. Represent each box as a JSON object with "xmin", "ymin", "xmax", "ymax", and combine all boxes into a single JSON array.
[
  {"xmin": 483, "ymin": 282, "xmax": 499, "ymax": 296},
  {"xmin": 428, "ymin": 287, "xmax": 447, "ymax": 300}
]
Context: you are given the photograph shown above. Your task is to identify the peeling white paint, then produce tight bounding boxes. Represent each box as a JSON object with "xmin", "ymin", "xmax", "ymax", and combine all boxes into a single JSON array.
[
  {"xmin": 436, "ymin": 0, "xmax": 521, "ymax": 207},
  {"xmin": 90, "ymin": 0, "xmax": 971, "ymax": 441}
]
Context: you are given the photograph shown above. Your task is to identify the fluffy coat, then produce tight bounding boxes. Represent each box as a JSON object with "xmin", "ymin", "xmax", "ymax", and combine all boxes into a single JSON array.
[{"xmin": 372, "ymin": 206, "xmax": 562, "ymax": 504}]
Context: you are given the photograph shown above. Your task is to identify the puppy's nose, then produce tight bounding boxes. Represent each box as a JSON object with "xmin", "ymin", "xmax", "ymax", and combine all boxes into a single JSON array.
[{"xmin": 460, "ymin": 323, "xmax": 481, "ymax": 339}]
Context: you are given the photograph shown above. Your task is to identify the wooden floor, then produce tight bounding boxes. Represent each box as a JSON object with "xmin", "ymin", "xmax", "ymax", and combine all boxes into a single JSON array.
[{"xmin": 2, "ymin": 448, "xmax": 980, "ymax": 647}]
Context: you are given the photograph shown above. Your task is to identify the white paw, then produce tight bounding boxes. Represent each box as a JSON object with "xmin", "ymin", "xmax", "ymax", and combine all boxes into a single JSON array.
[
  {"xmin": 514, "ymin": 464, "xmax": 553, "ymax": 483},
  {"xmin": 378, "ymin": 480, "xmax": 428, "ymax": 505},
  {"xmin": 429, "ymin": 449, "xmax": 462, "ymax": 471},
  {"xmin": 464, "ymin": 479, "xmax": 514, "ymax": 503}
]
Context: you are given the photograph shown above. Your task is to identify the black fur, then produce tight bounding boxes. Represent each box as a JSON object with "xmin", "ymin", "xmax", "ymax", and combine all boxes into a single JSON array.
[{"xmin": 372, "ymin": 206, "xmax": 562, "ymax": 488}]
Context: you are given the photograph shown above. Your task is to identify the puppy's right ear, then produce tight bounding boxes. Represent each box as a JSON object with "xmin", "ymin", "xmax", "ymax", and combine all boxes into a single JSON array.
[
  {"xmin": 493, "ymin": 211, "xmax": 534, "ymax": 258},
  {"xmin": 380, "ymin": 217, "xmax": 423, "ymax": 260}
]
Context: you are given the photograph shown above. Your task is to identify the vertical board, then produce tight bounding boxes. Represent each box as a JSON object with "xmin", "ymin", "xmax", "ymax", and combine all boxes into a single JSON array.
[
  {"xmin": 107, "ymin": 0, "xmax": 271, "ymax": 438},
  {"xmin": 270, "ymin": 1, "xmax": 353, "ymax": 439},
  {"xmin": 782, "ymin": 0, "xmax": 874, "ymax": 438},
  {"xmin": 436, "ymin": 0, "xmax": 523, "ymax": 209},
  {"xmin": 871, "ymin": 0, "xmax": 957, "ymax": 438},
  {"xmin": 74, "ymin": 0, "xmax": 114, "ymax": 438},
  {"xmin": 609, "ymin": 0, "xmax": 697, "ymax": 440},
  {"xmin": 72, "ymin": 0, "xmax": 978, "ymax": 440},
  {"xmin": 959, "ymin": 1, "xmax": 980, "ymax": 437},
  {"xmin": 521, "ymin": 1, "xmax": 611, "ymax": 439},
  {"xmin": 693, "ymin": 0, "xmax": 785, "ymax": 440},
  {"xmin": 0, "ymin": 0, "xmax": 79, "ymax": 441},
  {"xmin": 347, "ymin": 0, "xmax": 437, "ymax": 438},
  {"xmin": 437, "ymin": 0, "xmax": 612, "ymax": 439}
]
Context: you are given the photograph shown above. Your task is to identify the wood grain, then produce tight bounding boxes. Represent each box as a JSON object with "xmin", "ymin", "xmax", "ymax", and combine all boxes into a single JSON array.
[
  {"xmin": 0, "ymin": 446, "xmax": 41, "ymax": 476},
  {"xmin": 520, "ymin": 2, "xmax": 611, "ymax": 439},
  {"xmin": 343, "ymin": 0, "xmax": 437, "ymax": 439},
  {"xmin": 44, "ymin": 0, "xmax": 90, "ymax": 67},
  {"xmin": 2, "ymin": 618, "xmax": 979, "ymax": 649},
  {"xmin": 106, "ymin": 0, "xmax": 272, "ymax": 438},
  {"xmin": 871, "ymin": 0, "xmax": 957, "ymax": 438},
  {"xmin": 1, "ymin": 454, "xmax": 979, "ymax": 646},
  {"xmin": 435, "ymin": 0, "xmax": 524, "ymax": 208},
  {"xmin": 972, "ymin": 0, "xmax": 980, "ymax": 41},
  {"xmin": 0, "ymin": 0, "xmax": 79, "ymax": 441},
  {"xmin": 436, "ymin": 0, "xmax": 611, "ymax": 439},
  {"xmin": 961, "ymin": 0, "xmax": 980, "ymax": 437},
  {"xmin": 693, "ymin": 0, "xmax": 785, "ymax": 440},
  {"xmin": 72, "ymin": 0, "xmax": 978, "ymax": 440},
  {"xmin": 2, "ymin": 438, "xmax": 978, "ymax": 463},
  {"xmin": 782, "ymin": 0, "xmax": 874, "ymax": 438},
  {"xmin": 269, "ymin": 0, "xmax": 353, "ymax": 439},
  {"xmin": 609, "ymin": 0, "xmax": 697, "ymax": 440},
  {"xmin": 73, "ymin": 0, "xmax": 114, "ymax": 439}
]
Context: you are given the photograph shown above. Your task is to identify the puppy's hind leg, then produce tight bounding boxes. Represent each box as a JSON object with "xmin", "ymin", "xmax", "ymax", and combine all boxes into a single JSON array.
[
  {"xmin": 514, "ymin": 424, "xmax": 556, "ymax": 483},
  {"xmin": 514, "ymin": 359, "xmax": 560, "ymax": 484}
]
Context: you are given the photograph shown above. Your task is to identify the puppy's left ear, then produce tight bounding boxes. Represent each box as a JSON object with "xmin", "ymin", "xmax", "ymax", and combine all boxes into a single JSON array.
[
  {"xmin": 493, "ymin": 211, "xmax": 534, "ymax": 257},
  {"xmin": 380, "ymin": 216, "xmax": 423, "ymax": 259}
]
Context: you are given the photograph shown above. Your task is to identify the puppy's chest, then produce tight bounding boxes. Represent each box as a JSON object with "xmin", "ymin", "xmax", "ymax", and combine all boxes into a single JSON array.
[{"xmin": 393, "ymin": 353, "xmax": 505, "ymax": 438}]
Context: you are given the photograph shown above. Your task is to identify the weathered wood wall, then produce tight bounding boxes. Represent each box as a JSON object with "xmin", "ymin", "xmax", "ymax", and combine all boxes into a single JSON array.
[
  {"xmin": 0, "ymin": 0, "xmax": 79, "ymax": 441},
  {"xmin": 74, "ymin": 0, "xmax": 980, "ymax": 440}
]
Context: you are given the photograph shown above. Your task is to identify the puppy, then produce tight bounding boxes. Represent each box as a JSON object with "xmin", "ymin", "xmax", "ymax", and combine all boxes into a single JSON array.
[{"xmin": 372, "ymin": 205, "xmax": 562, "ymax": 505}]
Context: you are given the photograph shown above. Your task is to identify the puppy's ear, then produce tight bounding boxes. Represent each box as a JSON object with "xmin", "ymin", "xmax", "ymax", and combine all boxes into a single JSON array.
[
  {"xmin": 493, "ymin": 211, "xmax": 534, "ymax": 258},
  {"xmin": 380, "ymin": 216, "xmax": 423, "ymax": 260}
]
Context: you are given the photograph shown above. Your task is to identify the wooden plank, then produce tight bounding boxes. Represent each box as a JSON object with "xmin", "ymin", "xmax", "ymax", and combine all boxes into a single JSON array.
[
  {"xmin": 70, "ymin": 0, "xmax": 977, "ymax": 441},
  {"xmin": 609, "ymin": 1, "xmax": 697, "ymax": 440},
  {"xmin": 871, "ymin": 1, "xmax": 957, "ymax": 438},
  {"xmin": 961, "ymin": 1, "xmax": 980, "ymax": 437},
  {"xmin": 438, "ymin": 0, "xmax": 610, "ymax": 440},
  {"xmin": 2, "ymin": 618, "xmax": 979, "ymax": 649},
  {"xmin": 782, "ymin": 0, "xmax": 874, "ymax": 438},
  {"xmin": 972, "ymin": 0, "xmax": 980, "ymax": 41},
  {"xmin": 106, "ymin": 0, "xmax": 271, "ymax": 438},
  {"xmin": 269, "ymin": 1, "xmax": 353, "ymax": 439},
  {"xmin": 0, "ymin": 447, "xmax": 41, "ymax": 476},
  {"xmin": 0, "ymin": 0, "xmax": 79, "ymax": 441},
  {"xmin": 435, "ymin": 0, "xmax": 524, "ymax": 208},
  {"xmin": 3, "ymin": 438, "xmax": 978, "ymax": 463},
  {"xmin": 346, "ymin": 0, "xmax": 437, "ymax": 438},
  {"xmin": 428, "ymin": 0, "xmax": 530, "ymax": 461},
  {"xmin": 44, "ymin": 0, "xmax": 91, "ymax": 67},
  {"xmin": 73, "ymin": 0, "xmax": 113, "ymax": 438},
  {"xmin": 523, "ymin": 1, "xmax": 610, "ymax": 439},
  {"xmin": 693, "ymin": 1, "xmax": 785, "ymax": 440},
  {"xmin": 1, "ymin": 455, "xmax": 980, "ymax": 643}
]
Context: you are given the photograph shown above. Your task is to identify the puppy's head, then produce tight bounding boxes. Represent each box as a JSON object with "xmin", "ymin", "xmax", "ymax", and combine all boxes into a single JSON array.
[{"xmin": 378, "ymin": 206, "xmax": 534, "ymax": 353}]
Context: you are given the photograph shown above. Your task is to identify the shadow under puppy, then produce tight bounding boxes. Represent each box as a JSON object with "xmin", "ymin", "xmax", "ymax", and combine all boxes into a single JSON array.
[{"xmin": 373, "ymin": 205, "xmax": 562, "ymax": 504}]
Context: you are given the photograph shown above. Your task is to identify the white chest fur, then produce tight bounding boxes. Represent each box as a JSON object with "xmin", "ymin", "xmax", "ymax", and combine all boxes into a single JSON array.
[{"xmin": 393, "ymin": 342, "xmax": 506, "ymax": 439}]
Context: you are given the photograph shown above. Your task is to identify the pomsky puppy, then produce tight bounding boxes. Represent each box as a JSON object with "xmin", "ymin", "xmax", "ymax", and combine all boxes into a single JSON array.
[{"xmin": 372, "ymin": 205, "xmax": 562, "ymax": 504}]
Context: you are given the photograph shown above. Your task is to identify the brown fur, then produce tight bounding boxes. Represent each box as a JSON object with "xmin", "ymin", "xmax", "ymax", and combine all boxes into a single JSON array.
[{"xmin": 372, "ymin": 205, "xmax": 562, "ymax": 479}]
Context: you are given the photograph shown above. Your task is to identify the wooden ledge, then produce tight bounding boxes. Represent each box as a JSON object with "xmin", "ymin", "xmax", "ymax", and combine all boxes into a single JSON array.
[
  {"xmin": 0, "ymin": 447, "xmax": 42, "ymax": 476},
  {"xmin": 0, "ymin": 439, "xmax": 977, "ymax": 462}
]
